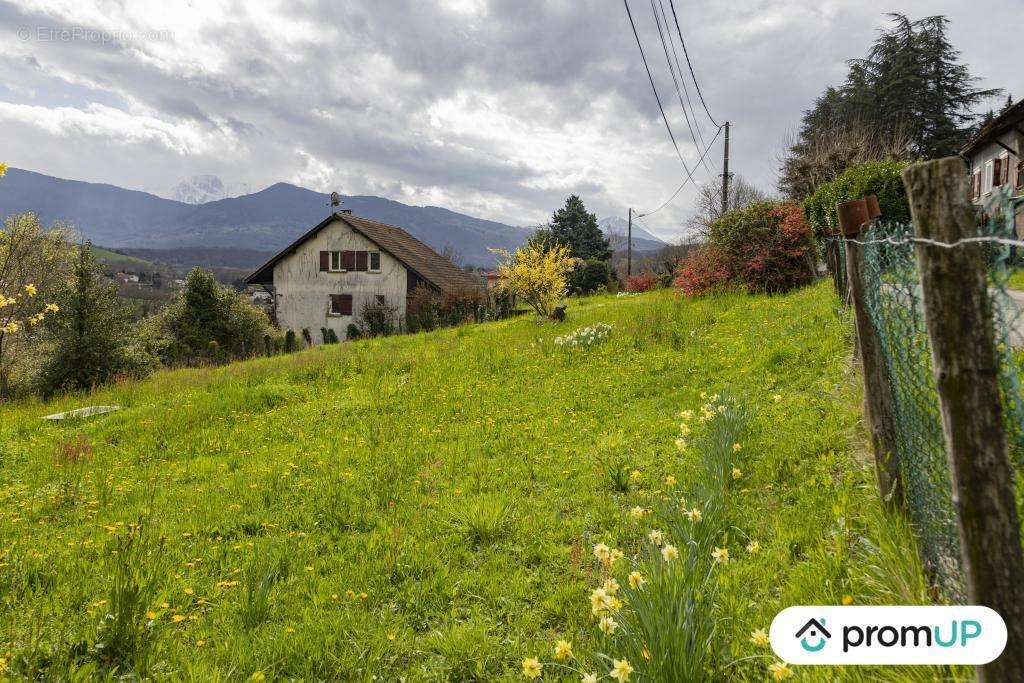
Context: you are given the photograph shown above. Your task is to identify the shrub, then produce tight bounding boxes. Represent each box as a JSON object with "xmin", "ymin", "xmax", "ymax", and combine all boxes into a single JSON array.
[
  {"xmin": 346, "ymin": 323, "xmax": 362, "ymax": 341},
  {"xmin": 39, "ymin": 243, "xmax": 147, "ymax": 396},
  {"xmin": 302, "ymin": 328, "xmax": 313, "ymax": 347},
  {"xmin": 803, "ymin": 160, "xmax": 909, "ymax": 242},
  {"xmin": 493, "ymin": 243, "xmax": 574, "ymax": 318},
  {"xmin": 406, "ymin": 284, "xmax": 440, "ymax": 333},
  {"xmin": 676, "ymin": 202, "xmax": 815, "ymax": 296},
  {"xmin": 625, "ymin": 272, "xmax": 657, "ymax": 293},
  {"xmin": 358, "ymin": 298, "xmax": 399, "ymax": 337},
  {"xmin": 568, "ymin": 258, "xmax": 613, "ymax": 295},
  {"xmin": 284, "ymin": 329, "xmax": 297, "ymax": 353},
  {"xmin": 155, "ymin": 268, "xmax": 274, "ymax": 365},
  {"xmin": 439, "ymin": 285, "xmax": 484, "ymax": 326}
]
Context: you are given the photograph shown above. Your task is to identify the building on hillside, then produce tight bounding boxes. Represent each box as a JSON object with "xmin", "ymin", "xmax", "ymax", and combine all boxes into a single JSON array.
[
  {"xmin": 962, "ymin": 100, "xmax": 1024, "ymax": 236},
  {"xmin": 245, "ymin": 210, "xmax": 483, "ymax": 341}
]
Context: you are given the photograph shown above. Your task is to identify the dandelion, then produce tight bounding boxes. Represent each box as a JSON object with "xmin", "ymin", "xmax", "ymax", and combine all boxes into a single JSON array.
[
  {"xmin": 772, "ymin": 394, "xmax": 782, "ymax": 402},
  {"xmin": 629, "ymin": 469, "xmax": 642, "ymax": 480},
  {"xmin": 554, "ymin": 639, "xmax": 573, "ymax": 661},
  {"xmin": 628, "ymin": 571, "xmax": 645, "ymax": 589},
  {"xmin": 685, "ymin": 508, "xmax": 702, "ymax": 523},
  {"xmin": 172, "ymin": 614, "xmax": 186, "ymax": 623},
  {"xmin": 664, "ymin": 475, "xmax": 676, "ymax": 486},
  {"xmin": 731, "ymin": 467, "xmax": 742, "ymax": 480},
  {"xmin": 842, "ymin": 595, "xmax": 854, "ymax": 605},
  {"xmin": 250, "ymin": 673, "xmax": 266, "ymax": 682},
  {"xmin": 746, "ymin": 540, "xmax": 760, "ymax": 554},
  {"xmin": 750, "ymin": 628, "xmax": 770, "ymax": 647},
  {"xmin": 648, "ymin": 529, "xmax": 664, "ymax": 546},
  {"xmin": 712, "ymin": 547, "xmax": 729, "ymax": 564},
  {"xmin": 629, "ymin": 505, "xmax": 645, "ymax": 520},
  {"xmin": 769, "ymin": 661, "xmax": 793, "ymax": 679},
  {"xmin": 581, "ymin": 673, "xmax": 598, "ymax": 683},
  {"xmin": 661, "ymin": 544, "xmax": 679, "ymax": 561},
  {"xmin": 146, "ymin": 610, "xmax": 157, "ymax": 619},
  {"xmin": 610, "ymin": 658, "xmax": 634, "ymax": 682},
  {"xmin": 24, "ymin": 283, "xmax": 37, "ymax": 296},
  {"xmin": 522, "ymin": 657, "xmax": 542, "ymax": 679},
  {"xmin": 679, "ymin": 409, "xmax": 693, "ymax": 419},
  {"xmin": 599, "ymin": 615, "xmax": 618, "ymax": 635},
  {"xmin": 732, "ymin": 443, "xmax": 742, "ymax": 452}
]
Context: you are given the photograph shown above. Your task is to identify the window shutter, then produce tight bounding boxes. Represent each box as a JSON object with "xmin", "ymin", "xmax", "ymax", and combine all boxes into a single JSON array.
[
  {"xmin": 994, "ymin": 158, "xmax": 1003, "ymax": 186},
  {"xmin": 320, "ymin": 251, "xmax": 329, "ymax": 271},
  {"xmin": 342, "ymin": 250, "xmax": 356, "ymax": 270},
  {"xmin": 341, "ymin": 294, "xmax": 353, "ymax": 315},
  {"xmin": 356, "ymin": 251, "xmax": 368, "ymax": 271}
]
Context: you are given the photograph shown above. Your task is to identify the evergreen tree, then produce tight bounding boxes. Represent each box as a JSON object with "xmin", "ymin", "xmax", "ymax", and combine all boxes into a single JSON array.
[
  {"xmin": 40, "ymin": 242, "xmax": 135, "ymax": 395},
  {"xmin": 780, "ymin": 13, "xmax": 1000, "ymax": 198},
  {"xmin": 548, "ymin": 195, "xmax": 611, "ymax": 261}
]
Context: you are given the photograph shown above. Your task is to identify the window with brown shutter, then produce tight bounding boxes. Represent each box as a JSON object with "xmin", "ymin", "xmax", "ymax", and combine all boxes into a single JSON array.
[
  {"xmin": 1017, "ymin": 161, "xmax": 1024, "ymax": 189},
  {"xmin": 356, "ymin": 251, "xmax": 368, "ymax": 271},
  {"xmin": 973, "ymin": 171, "xmax": 981, "ymax": 198},
  {"xmin": 994, "ymin": 157, "xmax": 1003, "ymax": 187},
  {"xmin": 329, "ymin": 294, "xmax": 352, "ymax": 316},
  {"xmin": 342, "ymin": 250, "xmax": 356, "ymax": 270},
  {"xmin": 320, "ymin": 251, "xmax": 329, "ymax": 271}
]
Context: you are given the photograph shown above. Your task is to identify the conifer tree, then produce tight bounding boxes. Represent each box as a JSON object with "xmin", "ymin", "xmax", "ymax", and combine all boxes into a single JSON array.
[{"xmin": 548, "ymin": 195, "xmax": 612, "ymax": 262}]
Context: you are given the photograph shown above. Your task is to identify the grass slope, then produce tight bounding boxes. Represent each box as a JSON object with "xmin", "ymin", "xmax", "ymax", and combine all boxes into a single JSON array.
[
  {"xmin": 89, "ymin": 245, "xmax": 155, "ymax": 271},
  {"xmin": 0, "ymin": 283, "xmax": 949, "ymax": 680}
]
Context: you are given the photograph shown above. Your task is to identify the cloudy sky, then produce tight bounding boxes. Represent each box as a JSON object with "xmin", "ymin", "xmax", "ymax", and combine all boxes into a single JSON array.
[{"xmin": 0, "ymin": 0, "xmax": 1020, "ymax": 240}]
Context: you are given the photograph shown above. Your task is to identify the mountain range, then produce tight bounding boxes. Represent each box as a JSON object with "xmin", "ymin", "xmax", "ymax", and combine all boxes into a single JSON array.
[{"xmin": 0, "ymin": 169, "xmax": 668, "ymax": 268}]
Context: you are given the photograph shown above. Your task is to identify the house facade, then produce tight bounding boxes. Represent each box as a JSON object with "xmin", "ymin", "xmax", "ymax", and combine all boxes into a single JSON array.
[
  {"xmin": 962, "ymin": 100, "xmax": 1024, "ymax": 236},
  {"xmin": 246, "ymin": 211, "xmax": 483, "ymax": 341}
]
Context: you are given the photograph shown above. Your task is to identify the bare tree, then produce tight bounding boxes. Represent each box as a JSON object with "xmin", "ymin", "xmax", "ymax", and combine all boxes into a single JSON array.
[
  {"xmin": 440, "ymin": 244, "xmax": 463, "ymax": 268},
  {"xmin": 685, "ymin": 175, "xmax": 770, "ymax": 238}
]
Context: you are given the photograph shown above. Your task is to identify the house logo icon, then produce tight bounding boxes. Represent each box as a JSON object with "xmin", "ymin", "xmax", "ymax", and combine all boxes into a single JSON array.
[{"xmin": 796, "ymin": 618, "xmax": 831, "ymax": 652}]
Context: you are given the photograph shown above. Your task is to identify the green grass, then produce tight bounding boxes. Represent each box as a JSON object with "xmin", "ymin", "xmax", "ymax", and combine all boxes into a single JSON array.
[
  {"xmin": 89, "ymin": 245, "xmax": 154, "ymax": 271},
  {"xmin": 1008, "ymin": 268, "xmax": 1024, "ymax": 291},
  {"xmin": 0, "ymin": 283, "xmax": 954, "ymax": 680}
]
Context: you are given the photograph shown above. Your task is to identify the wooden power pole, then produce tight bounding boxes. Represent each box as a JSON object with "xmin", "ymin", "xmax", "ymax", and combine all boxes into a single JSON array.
[
  {"xmin": 627, "ymin": 207, "xmax": 633, "ymax": 278},
  {"xmin": 720, "ymin": 121, "xmax": 731, "ymax": 217}
]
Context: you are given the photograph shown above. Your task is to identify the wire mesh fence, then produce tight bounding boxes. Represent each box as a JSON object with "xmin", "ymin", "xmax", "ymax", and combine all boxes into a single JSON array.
[{"xmin": 850, "ymin": 188, "xmax": 1024, "ymax": 602}]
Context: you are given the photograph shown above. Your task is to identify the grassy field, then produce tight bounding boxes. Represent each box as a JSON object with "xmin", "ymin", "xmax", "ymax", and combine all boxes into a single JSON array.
[
  {"xmin": 0, "ymin": 283, "xmax": 954, "ymax": 681},
  {"xmin": 89, "ymin": 246, "xmax": 155, "ymax": 271}
]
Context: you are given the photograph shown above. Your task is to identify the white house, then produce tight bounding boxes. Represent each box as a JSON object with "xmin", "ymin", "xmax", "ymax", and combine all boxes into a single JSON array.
[
  {"xmin": 962, "ymin": 100, "xmax": 1024, "ymax": 236},
  {"xmin": 245, "ymin": 210, "xmax": 483, "ymax": 341}
]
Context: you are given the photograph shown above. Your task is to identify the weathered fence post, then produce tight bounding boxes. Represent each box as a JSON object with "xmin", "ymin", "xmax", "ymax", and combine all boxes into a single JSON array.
[
  {"xmin": 838, "ymin": 197, "xmax": 904, "ymax": 510},
  {"xmin": 903, "ymin": 157, "xmax": 1024, "ymax": 681}
]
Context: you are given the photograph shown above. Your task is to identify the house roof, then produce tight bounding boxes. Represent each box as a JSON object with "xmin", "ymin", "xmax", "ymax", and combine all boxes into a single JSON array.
[
  {"xmin": 961, "ymin": 100, "xmax": 1024, "ymax": 157},
  {"xmin": 245, "ymin": 212, "xmax": 484, "ymax": 292}
]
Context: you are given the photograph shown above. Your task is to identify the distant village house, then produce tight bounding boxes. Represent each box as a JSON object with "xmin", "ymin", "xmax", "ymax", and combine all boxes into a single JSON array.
[{"xmin": 245, "ymin": 211, "xmax": 483, "ymax": 341}]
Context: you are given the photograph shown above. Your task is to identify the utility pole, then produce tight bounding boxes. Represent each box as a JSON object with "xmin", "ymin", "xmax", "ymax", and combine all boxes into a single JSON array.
[
  {"xmin": 720, "ymin": 121, "xmax": 731, "ymax": 218},
  {"xmin": 627, "ymin": 207, "xmax": 633, "ymax": 278}
]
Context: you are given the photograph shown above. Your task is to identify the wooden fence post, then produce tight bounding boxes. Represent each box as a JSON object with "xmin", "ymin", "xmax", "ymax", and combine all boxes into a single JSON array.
[
  {"xmin": 903, "ymin": 157, "xmax": 1024, "ymax": 681},
  {"xmin": 837, "ymin": 198, "xmax": 904, "ymax": 509}
]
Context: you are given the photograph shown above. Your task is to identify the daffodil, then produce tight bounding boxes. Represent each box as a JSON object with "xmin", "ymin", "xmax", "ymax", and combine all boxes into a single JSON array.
[
  {"xmin": 598, "ymin": 615, "xmax": 618, "ymax": 635},
  {"xmin": 593, "ymin": 543, "xmax": 610, "ymax": 562},
  {"xmin": 603, "ymin": 578, "xmax": 619, "ymax": 594},
  {"xmin": 685, "ymin": 508, "xmax": 702, "ymax": 523},
  {"xmin": 712, "ymin": 547, "xmax": 729, "ymax": 564},
  {"xmin": 679, "ymin": 409, "xmax": 693, "ymax": 419},
  {"xmin": 610, "ymin": 658, "xmax": 634, "ymax": 682},
  {"xmin": 581, "ymin": 673, "xmax": 598, "ymax": 683},
  {"xmin": 664, "ymin": 475, "xmax": 676, "ymax": 486},
  {"xmin": 629, "ymin": 505, "xmax": 645, "ymax": 520},
  {"xmin": 769, "ymin": 661, "xmax": 793, "ymax": 679},
  {"xmin": 661, "ymin": 544, "xmax": 679, "ymax": 561},
  {"xmin": 628, "ymin": 571, "xmax": 645, "ymax": 589},
  {"xmin": 674, "ymin": 438, "xmax": 688, "ymax": 452},
  {"xmin": 746, "ymin": 540, "xmax": 760, "ymax": 554},
  {"xmin": 678, "ymin": 423, "xmax": 691, "ymax": 436},
  {"xmin": 732, "ymin": 443, "xmax": 742, "ymax": 452},
  {"xmin": 648, "ymin": 529, "xmax": 664, "ymax": 546},
  {"xmin": 750, "ymin": 628, "xmax": 769, "ymax": 647},
  {"xmin": 731, "ymin": 467, "xmax": 742, "ymax": 480},
  {"xmin": 554, "ymin": 639, "xmax": 573, "ymax": 661},
  {"xmin": 522, "ymin": 657, "xmax": 542, "ymax": 679},
  {"xmin": 590, "ymin": 586, "xmax": 613, "ymax": 614}
]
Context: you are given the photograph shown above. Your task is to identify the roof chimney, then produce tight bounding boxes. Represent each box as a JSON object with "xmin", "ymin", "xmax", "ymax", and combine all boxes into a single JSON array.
[{"xmin": 339, "ymin": 209, "xmax": 352, "ymax": 215}]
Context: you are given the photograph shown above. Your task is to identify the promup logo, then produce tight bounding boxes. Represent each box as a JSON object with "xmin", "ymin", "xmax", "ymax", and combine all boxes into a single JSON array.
[
  {"xmin": 795, "ymin": 618, "xmax": 830, "ymax": 652},
  {"xmin": 770, "ymin": 606, "xmax": 1006, "ymax": 665}
]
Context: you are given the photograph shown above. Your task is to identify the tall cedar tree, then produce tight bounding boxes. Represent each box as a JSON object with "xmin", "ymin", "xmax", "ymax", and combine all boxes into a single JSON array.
[
  {"xmin": 548, "ymin": 195, "xmax": 612, "ymax": 261},
  {"xmin": 780, "ymin": 13, "xmax": 999, "ymax": 198},
  {"xmin": 40, "ymin": 243, "xmax": 134, "ymax": 395}
]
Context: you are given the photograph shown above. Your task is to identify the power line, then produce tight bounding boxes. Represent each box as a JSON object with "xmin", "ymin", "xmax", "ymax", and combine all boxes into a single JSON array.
[
  {"xmin": 638, "ymin": 124, "xmax": 723, "ymax": 217},
  {"xmin": 622, "ymin": 0, "xmax": 699, "ymax": 186},
  {"xmin": 649, "ymin": 0, "xmax": 715, "ymax": 178},
  {"xmin": 667, "ymin": 0, "xmax": 720, "ymax": 128},
  {"xmin": 656, "ymin": 0, "xmax": 711, "ymax": 159}
]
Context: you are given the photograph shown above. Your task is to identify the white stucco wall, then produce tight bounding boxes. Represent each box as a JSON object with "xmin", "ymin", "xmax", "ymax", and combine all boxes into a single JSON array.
[{"xmin": 272, "ymin": 218, "xmax": 408, "ymax": 342}]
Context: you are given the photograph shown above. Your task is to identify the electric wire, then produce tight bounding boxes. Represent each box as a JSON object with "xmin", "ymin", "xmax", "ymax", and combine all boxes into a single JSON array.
[{"xmin": 667, "ymin": 0, "xmax": 720, "ymax": 128}]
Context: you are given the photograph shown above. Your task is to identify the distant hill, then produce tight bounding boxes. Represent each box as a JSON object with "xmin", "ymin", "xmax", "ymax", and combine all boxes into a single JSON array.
[
  {"xmin": 0, "ymin": 168, "xmax": 532, "ymax": 267},
  {"xmin": 598, "ymin": 216, "xmax": 669, "ymax": 254}
]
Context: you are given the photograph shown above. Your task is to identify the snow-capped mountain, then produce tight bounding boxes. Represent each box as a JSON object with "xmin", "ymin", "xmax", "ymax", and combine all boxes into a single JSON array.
[
  {"xmin": 170, "ymin": 175, "xmax": 250, "ymax": 204},
  {"xmin": 598, "ymin": 218, "xmax": 667, "ymax": 246}
]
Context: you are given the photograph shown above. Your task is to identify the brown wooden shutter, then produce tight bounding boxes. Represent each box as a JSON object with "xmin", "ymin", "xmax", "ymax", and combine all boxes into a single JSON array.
[
  {"xmin": 356, "ymin": 251, "xmax": 368, "ymax": 271},
  {"xmin": 340, "ymin": 294, "xmax": 352, "ymax": 315},
  {"xmin": 342, "ymin": 250, "xmax": 356, "ymax": 270},
  {"xmin": 993, "ymin": 158, "xmax": 1002, "ymax": 186},
  {"xmin": 320, "ymin": 251, "xmax": 329, "ymax": 271}
]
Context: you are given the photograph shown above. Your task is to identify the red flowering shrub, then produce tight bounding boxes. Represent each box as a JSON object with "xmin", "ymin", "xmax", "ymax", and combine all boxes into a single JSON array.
[
  {"xmin": 675, "ymin": 202, "xmax": 814, "ymax": 296},
  {"xmin": 625, "ymin": 272, "xmax": 657, "ymax": 292}
]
